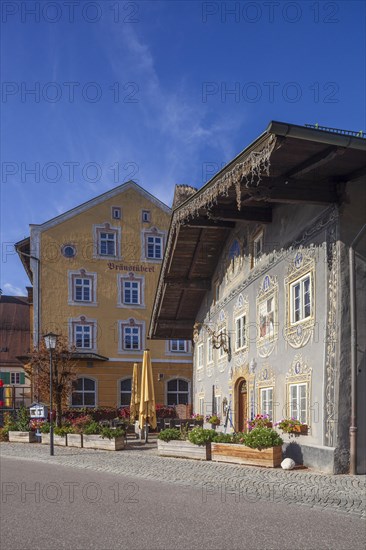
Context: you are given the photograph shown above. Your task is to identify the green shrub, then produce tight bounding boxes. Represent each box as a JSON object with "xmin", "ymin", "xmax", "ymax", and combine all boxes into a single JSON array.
[
  {"xmin": 240, "ymin": 427, "xmax": 283, "ymax": 450},
  {"xmin": 83, "ymin": 421, "xmax": 102, "ymax": 435},
  {"xmin": 187, "ymin": 427, "xmax": 217, "ymax": 445},
  {"xmin": 100, "ymin": 427, "xmax": 125, "ymax": 440},
  {"xmin": 14, "ymin": 406, "xmax": 31, "ymax": 431},
  {"xmin": 54, "ymin": 426, "xmax": 74, "ymax": 437},
  {"xmin": 0, "ymin": 428, "xmax": 9, "ymax": 442},
  {"xmin": 40, "ymin": 422, "xmax": 51, "ymax": 433},
  {"xmin": 212, "ymin": 432, "xmax": 235, "ymax": 443},
  {"xmin": 157, "ymin": 428, "xmax": 182, "ymax": 442}
]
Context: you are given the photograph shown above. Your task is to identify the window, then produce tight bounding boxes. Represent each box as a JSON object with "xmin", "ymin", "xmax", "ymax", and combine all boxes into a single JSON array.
[
  {"xmin": 147, "ymin": 236, "xmax": 162, "ymax": 259},
  {"xmin": 142, "ymin": 210, "xmax": 151, "ymax": 222},
  {"xmin": 289, "ymin": 383, "xmax": 307, "ymax": 424},
  {"xmin": 62, "ymin": 244, "xmax": 76, "ymax": 258},
  {"xmin": 207, "ymin": 337, "xmax": 213, "ymax": 363},
  {"xmin": 252, "ymin": 231, "xmax": 263, "ymax": 266},
  {"xmin": 112, "ymin": 206, "xmax": 121, "ymax": 219},
  {"xmin": 167, "ymin": 378, "xmax": 189, "ymax": 406},
  {"xmin": 99, "ymin": 232, "xmax": 116, "ymax": 256},
  {"xmin": 75, "ymin": 325, "xmax": 92, "ymax": 349},
  {"xmin": 69, "ymin": 270, "xmax": 97, "ymax": 306},
  {"xmin": 120, "ymin": 378, "xmax": 132, "ymax": 407},
  {"xmin": 214, "ymin": 395, "xmax": 221, "ymax": 416},
  {"xmin": 123, "ymin": 280, "xmax": 141, "ymax": 305},
  {"xmin": 235, "ymin": 314, "xmax": 247, "ymax": 350},
  {"xmin": 122, "ymin": 325, "xmax": 141, "ymax": 351},
  {"xmin": 260, "ymin": 387, "xmax": 273, "ymax": 418},
  {"xmin": 199, "ymin": 397, "xmax": 204, "ymax": 416},
  {"xmin": 10, "ymin": 372, "xmax": 22, "ymax": 385},
  {"xmin": 290, "ymin": 274, "xmax": 312, "ymax": 324},
  {"xmin": 197, "ymin": 344, "xmax": 204, "ymax": 368},
  {"xmin": 71, "ymin": 377, "xmax": 96, "ymax": 407},
  {"xmin": 169, "ymin": 340, "xmax": 188, "ymax": 353},
  {"xmin": 74, "ymin": 277, "xmax": 91, "ymax": 301},
  {"xmin": 259, "ymin": 297, "xmax": 275, "ymax": 339}
]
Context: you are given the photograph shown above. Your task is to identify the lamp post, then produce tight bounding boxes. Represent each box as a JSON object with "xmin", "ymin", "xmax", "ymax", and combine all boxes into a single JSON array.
[{"xmin": 44, "ymin": 332, "xmax": 58, "ymax": 456}]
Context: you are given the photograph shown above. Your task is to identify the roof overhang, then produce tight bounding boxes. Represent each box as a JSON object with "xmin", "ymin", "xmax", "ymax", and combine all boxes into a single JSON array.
[
  {"xmin": 149, "ymin": 121, "xmax": 366, "ymax": 340},
  {"xmin": 15, "ymin": 238, "xmax": 32, "ymax": 283}
]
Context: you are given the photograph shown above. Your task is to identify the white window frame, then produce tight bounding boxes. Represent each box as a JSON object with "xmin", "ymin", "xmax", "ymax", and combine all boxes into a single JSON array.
[
  {"xmin": 289, "ymin": 383, "xmax": 307, "ymax": 424},
  {"xmin": 118, "ymin": 275, "xmax": 145, "ymax": 308},
  {"xmin": 207, "ymin": 336, "xmax": 213, "ymax": 364},
  {"xmin": 10, "ymin": 372, "xmax": 21, "ymax": 385},
  {"xmin": 169, "ymin": 340, "xmax": 188, "ymax": 353},
  {"xmin": 71, "ymin": 377, "xmax": 97, "ymax": 408},
  {"xmin": 260, "ymin": 387, "xmax": 273, "ymax": 419},
  {"xmin": 93, "ymin": 223, "xmax": 121, "ymax": 260},
  {"xmin": 290, "ymin": 273, "xmax": 312, "ymax": 325},
  {"xmin": 141, "ymin": 227, "xmax": 166, "ymax": 262},
  {"xmin": 199, "ymin": 397, "xmax": 205, "ymax": 416},
  {"xmin": 68, "ymin": 270, "xmax": 97, "ymax": 306},
  {"xmin": 69, "ymin": 317, "xmax": 97, "ymax": 352},
  {"xmin": 142, "ymin": 210, "xmax": 151, "ymax": 222},
  {"xmin": 197, "ymin": 343, "xmax": 204, "ymax": 369},
  {"xmin": 111, "ymin": 206, "xmax": 122, "ymax": 220},
  {"xmin": 252, "ymin": 230, "xmax": 264, "ymax": 267},
  {"xmin": 235, "ymin": 314, "xmax": 247, "ymax": 351},
  {"xmin": 118, "ymin": 319, "xmax": 145, "ymax": 354}
]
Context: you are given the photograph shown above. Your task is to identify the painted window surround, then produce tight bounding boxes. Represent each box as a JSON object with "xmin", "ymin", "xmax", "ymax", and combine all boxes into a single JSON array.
[
  {"xmin": 117, "ymin": 273, "xmax": 145, "ymax": 309},
  {"xmin": 68, "ymin": 269, "xmax": 98, "ymax": 306}
]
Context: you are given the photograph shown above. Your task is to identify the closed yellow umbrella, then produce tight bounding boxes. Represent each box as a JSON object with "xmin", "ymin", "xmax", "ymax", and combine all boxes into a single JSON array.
[
  {"xmin": 129, "ymin": 363, "xmax": 140, "ymax": 421},
  {"xmin": 139, "ymin": 350, "xmax": 157, "ymax": 442}
]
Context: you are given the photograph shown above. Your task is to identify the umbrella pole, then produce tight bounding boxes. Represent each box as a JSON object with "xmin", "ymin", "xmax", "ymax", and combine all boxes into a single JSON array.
[{"xmin": 145, "ymin": 402, "xmax": 148, "ymax": 444}]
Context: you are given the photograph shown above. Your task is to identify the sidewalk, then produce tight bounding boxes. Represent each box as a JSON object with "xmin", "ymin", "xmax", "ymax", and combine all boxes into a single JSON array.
[{"xmin": 1, "ymin": 441, "xmax": 365, "ymax": 519}]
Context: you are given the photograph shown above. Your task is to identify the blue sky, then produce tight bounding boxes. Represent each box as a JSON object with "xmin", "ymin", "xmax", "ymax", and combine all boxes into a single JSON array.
[{"xmin": 1, "ymin": 0, "xmax": 365, "ymax": 295}]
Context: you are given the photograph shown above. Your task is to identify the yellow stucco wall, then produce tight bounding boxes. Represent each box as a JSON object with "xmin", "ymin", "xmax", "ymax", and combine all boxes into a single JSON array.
[{"xmin": 34, "ymin": 184, "xmax": 193, "ymax": 407}]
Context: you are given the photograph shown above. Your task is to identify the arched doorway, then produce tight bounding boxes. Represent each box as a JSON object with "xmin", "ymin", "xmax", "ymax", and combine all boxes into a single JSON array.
[{"xmin": 236, "ymin": 378, "xmax": 248, "ymax": 432}]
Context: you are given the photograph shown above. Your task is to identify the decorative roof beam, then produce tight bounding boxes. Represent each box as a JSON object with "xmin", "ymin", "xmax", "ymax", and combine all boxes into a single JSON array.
[
  {"xmin": 185, "ymin": 219, "xmax": 235, "ymax": 229},
  {"xmin": 210, "ymin": 206, "xmax": 272, "ymax": 223},
  {"xmin": 164, "ymin": 277, "xmax": 211, "ymax": 290},
  {"xmin": 284, "ymin": 146, "xmax": 343, "ymax": 179}
]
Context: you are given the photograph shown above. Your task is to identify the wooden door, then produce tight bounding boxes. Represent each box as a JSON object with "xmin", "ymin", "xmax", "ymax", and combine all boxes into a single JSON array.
[{"xmin": 238, "ymin": 379, "xmax": 247, "ymax": 432}]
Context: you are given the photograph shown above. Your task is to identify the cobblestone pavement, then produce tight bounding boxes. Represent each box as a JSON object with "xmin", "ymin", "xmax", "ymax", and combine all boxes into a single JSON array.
[{"xmin": 1, "ymin": 441, "xmax": 365, "ymax": 519}]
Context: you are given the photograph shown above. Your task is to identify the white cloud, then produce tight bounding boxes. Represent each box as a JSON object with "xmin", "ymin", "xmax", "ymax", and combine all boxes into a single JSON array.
[{"xmin": 2, "ymin": 283, "xmax": 26, "ymax": 296}]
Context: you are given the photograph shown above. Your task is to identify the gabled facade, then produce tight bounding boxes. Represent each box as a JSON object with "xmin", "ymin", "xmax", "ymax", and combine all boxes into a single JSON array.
[
  {"xmin": 16, "ymin": 181, "xmax": 193, "ymax": 410},
  {"xmin": 150, "ymin": 122, "xmax": 366, "ymax": 474}
]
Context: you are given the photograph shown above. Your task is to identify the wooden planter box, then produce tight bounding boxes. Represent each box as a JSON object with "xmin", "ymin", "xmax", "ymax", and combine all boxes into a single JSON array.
[
  {"xmin": 289, "ymin": 424, "xmax": 308, "ymax": 434},
  {"xmin": 67, "ymin": 434, "xmax": 83, "ymax": 448},
  {"xmin": 82, "ymin": 434, "xmax": 125, "ymax": 451},
  {"xmin": 41, "ymin": 433, "xmax": 67, "ymax": 446},
  {"xmin": 211, "ymin": 443, "xmax": 282, "ymax": 468},
  {"xmin": 8, "ymin": 431, "xmax": 36, "ymax": 443},
  {"xmin": 158, "ymin": 439, "xmax": 211, "ymax": 460}
]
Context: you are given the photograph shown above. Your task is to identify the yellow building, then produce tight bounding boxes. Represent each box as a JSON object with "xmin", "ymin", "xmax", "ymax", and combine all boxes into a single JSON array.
[{"xmin": 16, "ymin": 182, "xmax": 192, "ymax": 410}]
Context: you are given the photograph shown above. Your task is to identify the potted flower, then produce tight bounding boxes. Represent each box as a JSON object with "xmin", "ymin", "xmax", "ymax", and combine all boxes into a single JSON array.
[
  {"xmin": 8, "ymin": 406, "xmax": 36, "ymax": 443},
  {"xmin": 276, "ymin": 418, "xmax": 308, "ymax": 435},
  {"xmin": 191, "ymin": 413, "xmax": 204, "ymax": 424},
  {"xmin": 82, "ymin": 422, "xmax": 126, "ymax": 451},
  {"xmin": 206, "ymin": 415, "xmax": 220, "ymax": 429},
  {"xmin": 211, "ymin": 427, "xmax": 283, "ymax": 468},
  {"xmin": 247, "ymin": 414, "xmax": 272, "ymax": 431}
]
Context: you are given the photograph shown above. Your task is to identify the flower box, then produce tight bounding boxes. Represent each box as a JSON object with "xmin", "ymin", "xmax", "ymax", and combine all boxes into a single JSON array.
[
  {"xmin": 158, "ymin": 440, "xmax": 211, "ymax": 460},
  {"xmin": 289, "ymin": 424, "xmax": 308, "ymax": 434},
  {"xmin": 8, "ymin": 431, "xmax": 36, "ymax": 443},
  {"xmin": 41, "ymin": 433, "xmax": 67, "ymax": 446},
  {"xmin": 211, "ymin": 442, "xmax": 282, "ymax": 468},
  {"xmin": 82, "ymin": 434, "xmax": 125, "ymax": 451},
  {"xmin": 67, "ymin": 433, "xmax": 83, "ymax": 448}
]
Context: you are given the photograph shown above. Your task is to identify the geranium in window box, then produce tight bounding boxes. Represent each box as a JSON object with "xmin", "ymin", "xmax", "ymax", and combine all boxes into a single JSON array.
[
  {"xmin": 275, "ymin": 418, "xmax": 308, "ymax": 435},
  {"xmin": 247, "ymin": 414, "xmax": 272, "ymax": 431}
]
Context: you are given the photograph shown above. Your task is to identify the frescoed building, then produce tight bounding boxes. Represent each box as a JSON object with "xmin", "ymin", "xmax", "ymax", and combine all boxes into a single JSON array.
[
  {"xmin": 16, "ymin": 182, "xmax": 193, "ymax": 410},
  {"xmin": 150, "ymin": 122, "xmax": 366, "ymax": 474}
]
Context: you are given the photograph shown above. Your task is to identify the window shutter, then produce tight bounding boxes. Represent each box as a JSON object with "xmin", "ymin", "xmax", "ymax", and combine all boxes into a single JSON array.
[
  {"xmin": 20, "ymin": 373, "xmax": 25, "ymax": 385},
  {"xmin": 0, "ymin": 372, "xmax": 11, "ymax": 384}
]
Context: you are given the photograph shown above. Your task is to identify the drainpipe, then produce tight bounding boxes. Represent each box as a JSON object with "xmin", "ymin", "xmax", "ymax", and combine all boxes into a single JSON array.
[{"xmin": 349, "ymin": 224, "xmax": 366, "ymax": 475}]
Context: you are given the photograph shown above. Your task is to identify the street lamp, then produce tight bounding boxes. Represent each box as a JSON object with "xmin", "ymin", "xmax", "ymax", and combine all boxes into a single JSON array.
[{"xmin": 44, "ymin": 332, "xmax": 58, "ymax": 456}]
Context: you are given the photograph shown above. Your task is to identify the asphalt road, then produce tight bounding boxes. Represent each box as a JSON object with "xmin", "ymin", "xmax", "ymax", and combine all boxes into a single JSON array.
[{"xmin": 1, "ymin": 457, "xmax": 365, "ymax": 550}]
